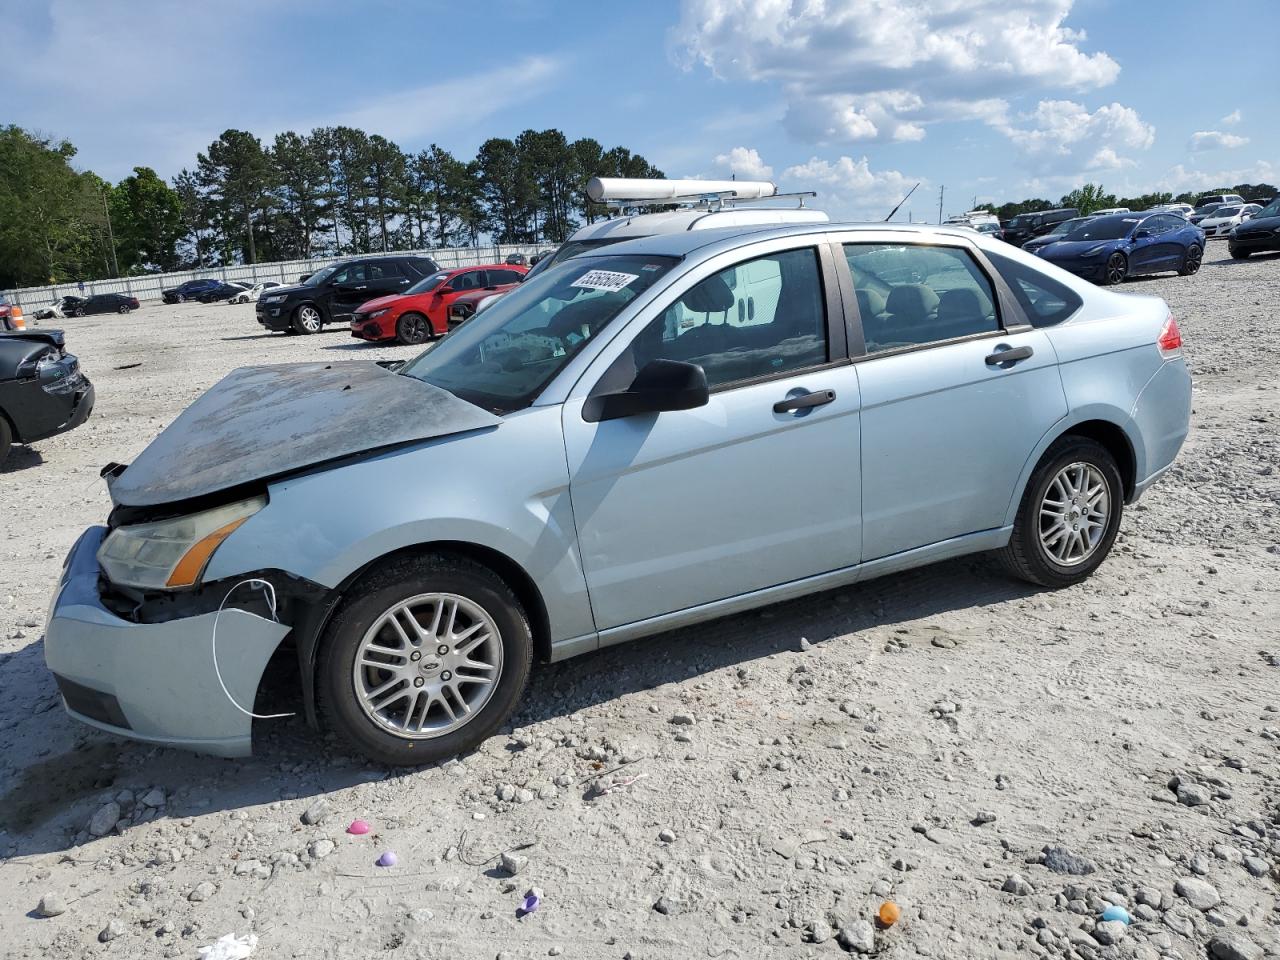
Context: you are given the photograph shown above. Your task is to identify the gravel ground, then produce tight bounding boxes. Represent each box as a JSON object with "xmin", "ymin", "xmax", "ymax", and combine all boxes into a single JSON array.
[{"xmin": 1, "ymin": 248, "xmax": 1277, "ymax": 960}]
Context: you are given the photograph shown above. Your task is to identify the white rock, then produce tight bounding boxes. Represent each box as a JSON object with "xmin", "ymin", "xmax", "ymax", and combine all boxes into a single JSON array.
[
  {"xmin": 88, "ymin": 801, "xmax": 121, "ymax": 837},
  {"xmin": 36, "ymin": 893, "xmax": 66, "ymax": 917}
]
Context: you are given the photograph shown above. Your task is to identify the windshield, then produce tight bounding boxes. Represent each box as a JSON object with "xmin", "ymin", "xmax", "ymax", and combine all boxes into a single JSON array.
[
  {"xmin": 400, "ymin": 253, "xmax": 677, "ymax": 414},
  {"xmin": 1257, "ymin": 199, "xmax": 1280, "ymax": 219},
  {"xmin": 1009, "ymin": 214, "xmax": 1040, "ymax": 228},
  {"xmin": 1209, "ymin": 205, "xmax": 1241, "ymax": 219},
  {"xmin": 302, "ymin": 264, "xmax": 340, "ymax": 287},
  {"xmin": 1194, "ymin": 204, "xmax": 1221, "ymax": 216},
  {"xmin": 1046, "ymin": 217, "xmax": 1089, "ymax": 237},
  {"xmin": 1061, "ymin": 216, "xmax": 1141, "ymax": 242},
  {"xmin": 405, "ymin": 271, "xmax": 450, "ymax": 295}
]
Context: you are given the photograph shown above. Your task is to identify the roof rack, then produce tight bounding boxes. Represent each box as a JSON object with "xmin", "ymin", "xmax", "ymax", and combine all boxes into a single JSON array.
[{"xmin": 587, "ymin": 177, "xmax": 816, "ymax": 213}]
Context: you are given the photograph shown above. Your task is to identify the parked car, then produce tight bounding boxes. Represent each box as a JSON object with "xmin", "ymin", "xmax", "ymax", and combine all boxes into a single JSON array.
[
  {"xmin": 256, "ymin": 255, "xmax": 440, "ymax": 334},
  {"xmin": 1227, "ymin": 197, "xmax": 1280, "ymax": 258},
  {"xmin": 1193, "ymin": 193, "xmax": 1245, "ymax": 209},
  {"xmin": 1033, "ymin": 212, "xmax": 1205, "ymax": 284},
  {"xmin": 1189, "ymin": 203, "xmax": 1226, "ymax": 225},
  {"xmin": 350, "ymin": 264, "xmax": 529, "ymax": 345},
  {"xmin": 1199, "ymin": 203, "xmax": 1263, "ymax": 239},
  {"xmin": 1001, "ymin": 208, "xmax": 1080, "ymax": 246},
  {"xmin": 162, "ymin": 279, "xmax": 222, "ymax": 304},
  {"xmin": 0, "ymin": 329, "xmax": 94, "ymax": 467},
  {"xmin": 504, "ymin": 253, "xmax": 528, "ymax": 266},
  {"xmin": 1021, "ymin": 216, "xmax": 1096, "ymax": 253},
  {"xmin": 1153, "ymin": 203, "xmax": 1196, "ymax": 219},
  {"xmin": 66, "ymin": 293, "xmax": 140, "ymax": 316},
  {"xmin": 1090, "ymin": 207, "xmax": 1130, "ymax": 216},
  {"xmin": 197, "ymin": 281, "xmax": 250, "ymax": 303},
  {"xmin": 44, "ymin": 221, "xmax": 1191, "ymax": 764},
  {"xmin": 0, "ymin": 296, "xmax": 26, "ymax": 331},
  {"xmin": 228, "ymin": 281, "xmax": 282, "ymax": 304}
]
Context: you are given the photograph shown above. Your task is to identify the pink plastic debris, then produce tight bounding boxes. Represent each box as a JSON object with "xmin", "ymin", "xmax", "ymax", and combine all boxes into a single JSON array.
[
  {"xmin": 347, "ymin": 819, "xmax": 371, "ymax": 835},
  {"xmin": 376, "ymin": 851, "xmax": 398, "ymax": 867}
]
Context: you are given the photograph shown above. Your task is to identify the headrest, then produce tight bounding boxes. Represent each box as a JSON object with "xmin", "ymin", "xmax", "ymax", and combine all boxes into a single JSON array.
[
  {"xmin": 886, "ymin": 284, "xmax": 940, "ymax": 318},
  {"xmin": 681, "ymin": 274, "xmax": 735, "ymax": 313},
  {"xmin": 856, "ymin": 287, "xmax": 887, "ymax": 317}
]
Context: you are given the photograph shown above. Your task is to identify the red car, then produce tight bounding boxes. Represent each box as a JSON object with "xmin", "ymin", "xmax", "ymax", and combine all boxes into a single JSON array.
[{"xmin": 350, "ymin": 263, "xmax": 528, "ymax": 345}]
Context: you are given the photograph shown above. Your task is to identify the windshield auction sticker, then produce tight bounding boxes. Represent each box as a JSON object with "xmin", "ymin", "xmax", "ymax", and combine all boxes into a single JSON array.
[{"xmin": 571, "ymin": 270, "xmax": 638, "ymax": 292}]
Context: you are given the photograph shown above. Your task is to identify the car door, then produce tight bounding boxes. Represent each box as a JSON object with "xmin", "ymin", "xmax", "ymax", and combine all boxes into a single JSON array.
[
  {"xmin": 561, "ymin": 241, "xmax": 862, "ymax": 632},
  {"xmin": 328, "ymin": 263, "xmax": 372, "ymax": 320},
  {"xmin": 367, "ymin": 260, "xmax": 409, "ymax": 298},
  {"xmin": 841, "ymin": 236, "xmax": 1068, "ymax": 562}
]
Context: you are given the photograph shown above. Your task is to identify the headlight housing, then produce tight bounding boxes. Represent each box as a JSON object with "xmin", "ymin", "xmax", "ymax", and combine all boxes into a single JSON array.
[
  {"xmin": 97, "ymin": 495, "xmax": 266, "ymax": 590},
  {"xmin": 262, "ymin": 295, "xmax": 286, "ymax": 304},
  {"xmin": 1083, "ymin": 244, "xmax": 1111, "ymax": 257},
  {"xmin": 367, "ymin": 308, "xmax": 390, "ymax": 319}
]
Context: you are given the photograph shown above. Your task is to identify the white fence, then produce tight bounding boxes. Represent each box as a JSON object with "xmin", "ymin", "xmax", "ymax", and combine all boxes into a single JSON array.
[{"xmin": 0, "ymin": 243, "xmax": 556, "ymax": 312}]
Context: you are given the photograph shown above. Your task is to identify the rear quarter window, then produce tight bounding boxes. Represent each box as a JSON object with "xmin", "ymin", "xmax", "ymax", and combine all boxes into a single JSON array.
[{"xmin": 986, "ymin": 251, "xmax": 1083, "ymax": 328}]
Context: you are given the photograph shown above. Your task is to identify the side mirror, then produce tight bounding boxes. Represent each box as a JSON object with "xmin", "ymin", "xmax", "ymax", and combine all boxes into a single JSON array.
[
  {"xmin": 1133, "ymin": 228, "xmax": 1151, "ymax": 239},
  {"xmin": 582, "ymin": 359, "xmax": 710, "ymax": 423},
  {"xmin": 438, "ymin": 286, "xmax": 455, "ymax": 295}
]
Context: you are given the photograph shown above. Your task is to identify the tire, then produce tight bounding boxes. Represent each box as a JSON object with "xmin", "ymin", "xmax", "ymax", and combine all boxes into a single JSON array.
[
  {"xmin": 1101, "ymin": 252, "xmax": 1128, "ymax": 286},
  {"xmin": 1229, "ymin": 246, "xmax": 1250, "ymax": 260},
  {"xmin": 0, "ymin": 416, "xmax": 11, "ymax": 468},
  {"xmin": 317, "ymin": 553, "xmax": 533, "ymax": 766},
  {"xmin": 395, "ymin": 312, "xmax": 432, "ymax": 345},
  {"xmin": 292, "ymin": 304, "xmax": 323, "ymax": 335},
  {"xmin": 72, "ymin": 307, "xmax": 85, "ymax": 317},
  {"xmin": 998, "ymin": 435, "xmax": 1124, "ymax": 589},
  {"xmin": 1178, "ymin": 244, "xmax": 1203, "ymax": 276},
  {"xmin": 117, "ymin": 304, "xmax": 130, "ymax": 314}
]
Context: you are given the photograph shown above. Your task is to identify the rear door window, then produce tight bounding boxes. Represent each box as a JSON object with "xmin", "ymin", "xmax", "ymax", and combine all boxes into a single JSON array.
[
  {"xmin": 986, "ymin": 251, "xmax": 1083, "ymax": 328},
  {"xmin": 844, "ymin": 243, "xmax": 999, "ymax": 352},
  {"xmin": 331, "ymin": 264, "xmax": 367, "ymax": 285},
  {"xmin": 367, "ymin": 261, "xmax": 402, "ymax": 279},
  {"xmin": 489, "ymin": 269, "xmax": 524, "ymax": 285}
]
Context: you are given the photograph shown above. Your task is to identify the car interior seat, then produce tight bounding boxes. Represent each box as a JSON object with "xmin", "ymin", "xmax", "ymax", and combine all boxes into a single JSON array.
[
  {"xmin": 934, "ymin": 288, "xmax": 992, "ymax": 340},
  {"xmin": 882, "ymin": 284, "xmax": 941, "ymax": 346}
]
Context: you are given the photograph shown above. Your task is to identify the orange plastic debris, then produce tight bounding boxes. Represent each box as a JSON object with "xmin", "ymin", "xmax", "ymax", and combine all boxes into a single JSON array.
[{"xmin": 877, "ymin": 901, "xmax": 901, "ymax": 927}]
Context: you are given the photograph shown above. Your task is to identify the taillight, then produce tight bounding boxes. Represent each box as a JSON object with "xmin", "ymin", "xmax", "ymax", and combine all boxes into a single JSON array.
[{"xmin": 1157, "ymin": 314, "xmax": 1183, "ymax": 358}]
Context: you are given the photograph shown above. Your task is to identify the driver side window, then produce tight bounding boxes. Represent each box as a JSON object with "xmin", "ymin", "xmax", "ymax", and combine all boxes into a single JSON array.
[{"xmin": 601, "ymin": 247, "xmax": 828, "ymax": 393}]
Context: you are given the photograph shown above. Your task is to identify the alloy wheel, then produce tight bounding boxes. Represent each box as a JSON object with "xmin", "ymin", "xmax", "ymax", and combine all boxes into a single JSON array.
[
  {"xmin": 352, "ymin": 593, "xmax": 503, "ymax": 739},
  {"xmin": 1106, "ymin": 254, "xmax": 1127, "ymax": 285},
  {"xmin": 1038, "ymin": 462, "xmax": 1110, "ymax": 567},
  {"xmin": 297, "ymin": 306, "xmax": 321, "ymax": 332},
  {"xmin": 1184, "ymin": 245, "xmax": 1202, "ymax": 274}
]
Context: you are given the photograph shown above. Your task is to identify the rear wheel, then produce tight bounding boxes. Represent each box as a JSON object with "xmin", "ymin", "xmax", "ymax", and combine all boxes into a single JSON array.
[
  {"xmin": 72, "ymin": 307, "xmax": 85, "ymax": 317},
  {"xmin": 1178, "ymin": 244, "xmax": 1203, "ymax": 276},
  {"xmin": 998, "ymin": 435, "xmax": 1123, "ymax": 588},
  {"xmin": 317, "ymin": 553, "xmax": 533, "ymax": 766},
  {"xmin": 292, "ymin": 304, "xmax": 322, "ymax": 335},
  {"xmin": 1101, "ymin": 252, "xmax": 1128, "ymax": 285},
  {"xmin": 117, "ymin": 304, "xmax": 130, "ymax": 314},
  {"xmin": 395, "ymin": 312, "xmax": 432, "ymax": 345}
]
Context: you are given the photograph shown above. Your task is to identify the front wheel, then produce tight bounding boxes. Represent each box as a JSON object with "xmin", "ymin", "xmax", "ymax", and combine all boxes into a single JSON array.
[
  {"xmin": 117, "ymin": 304, "xmax": 130, "ymax": 314},
  {"xmin": 0, "ymin": 417, "xmax": 11, "ymax": 468},
  {"xmin": 1178, "ymin": 244, "xmax": 1203, "ymax": 276},
  {"xmin": 292, "ymin": 304, "xmax": 322, "ymax": 334},
  {"xmin": 317, "ymin": 553, "xmax": 533, "ymax": 766},
  {"xmin": 1229, "ymin": 246, "xmax": 1250, "ymax": 260},
  {"xmin": 395, "ymin": 312, "xmax": 432, "ymax": 345},
  {"xmin": 72, "ymin": 307, "xmax": 85, "ymax": 317},
  {"xmin": 998, "ymin": 435, "xmax": 1123, "ymax": 588},
  {"xmin": 1101, "ymin": 252, "xmax": 1128, "ymax": 285}
]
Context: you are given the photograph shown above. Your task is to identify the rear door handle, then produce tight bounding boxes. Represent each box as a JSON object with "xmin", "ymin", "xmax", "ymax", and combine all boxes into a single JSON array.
[
  {"xmin": 985, "ymin": 344, "xmax": 1034, "ymax": 366},
  {"xmin": 773, "ymin": 389, "xmax": 836, "ymax": 413}
]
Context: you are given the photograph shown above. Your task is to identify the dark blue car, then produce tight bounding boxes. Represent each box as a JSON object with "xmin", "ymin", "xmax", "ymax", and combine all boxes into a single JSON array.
[{"xmin": 1034, "ymin": 212, "xmax": 1206, "ymax": 285}]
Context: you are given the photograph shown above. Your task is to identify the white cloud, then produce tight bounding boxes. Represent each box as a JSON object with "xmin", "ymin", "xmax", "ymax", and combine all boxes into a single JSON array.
[
  {"xmin": 713, "ymin": 146, "xmax": 774, "ymax": 180},
  {"xmin": 1188, "ymin": 130, "xmax": 1250, "ymax": 152},
  {"xmin": 781, "ymin": 155, "xmax": 924, "ymax": 220},
  {"xmin": 1159, "ymin": 160, "xmax": 1277, "ymax": 194},
  {"xmin": 990, "ymin": 100, "xmax": 1154, "ymax": 176},
  {"xmin": 672, "ymin": 0, "xmax": 1119, "ymax": 144},
  {"xmin": 1221, "ymin": 109, "xmax": 1242, "ymax": 126}
]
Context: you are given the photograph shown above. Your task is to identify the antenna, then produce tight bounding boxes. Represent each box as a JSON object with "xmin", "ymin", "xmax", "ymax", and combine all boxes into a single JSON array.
[{"xmin": 884, "ymin": 182, "xmax": 920, "ymax": 222}]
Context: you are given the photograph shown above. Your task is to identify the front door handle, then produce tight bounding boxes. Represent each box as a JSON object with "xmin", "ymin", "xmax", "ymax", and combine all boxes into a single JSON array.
[
  {"xmin": 985, "ymin": 344, "xmax": 1034, "ymax": 366},
  {"xmin": 773, "ymin": 389, "xmax": 836, "ymax": 413}
]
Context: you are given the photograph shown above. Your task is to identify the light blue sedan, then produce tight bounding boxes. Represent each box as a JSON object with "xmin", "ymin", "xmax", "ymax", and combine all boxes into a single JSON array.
[{"xmin": 45, "ymin": 224, "xmax": 1191, "ymax": 764}]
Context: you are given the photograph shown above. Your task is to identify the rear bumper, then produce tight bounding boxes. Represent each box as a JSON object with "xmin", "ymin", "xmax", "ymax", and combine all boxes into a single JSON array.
[
  {"xmin": 1129, "ymin": 359, "xmax": 1192, "ymax": 501},
  {"xmin": 43, "ymin": 527, "xmax": 290, "ymax": 757}
]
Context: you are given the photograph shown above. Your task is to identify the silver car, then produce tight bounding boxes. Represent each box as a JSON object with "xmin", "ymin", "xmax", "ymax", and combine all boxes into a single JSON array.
[{"xmin": 44, "ymin": 224, "xmax": 1192, "ymax": 764}]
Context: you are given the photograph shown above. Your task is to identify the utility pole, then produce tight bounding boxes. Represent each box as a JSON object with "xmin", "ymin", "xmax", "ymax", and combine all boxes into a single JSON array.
[
  {"xmin": 938, "ymin": 186, "xmax": 945, "ymax": 224},
  {"xmin": 100, "ymin": 186, "xmax": 119, "ymax": 278}
]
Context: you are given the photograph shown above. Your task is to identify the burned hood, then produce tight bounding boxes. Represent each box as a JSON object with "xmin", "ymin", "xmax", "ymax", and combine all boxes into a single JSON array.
[{"xmin": 108, "ymin": 361, "xmax": 500, "ymax": 508}]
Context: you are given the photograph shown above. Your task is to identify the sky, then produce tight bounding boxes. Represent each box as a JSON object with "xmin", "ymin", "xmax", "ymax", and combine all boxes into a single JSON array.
[{"xmin": 2, "ymin": 0, "xmax": 1277, "ymax": 222}]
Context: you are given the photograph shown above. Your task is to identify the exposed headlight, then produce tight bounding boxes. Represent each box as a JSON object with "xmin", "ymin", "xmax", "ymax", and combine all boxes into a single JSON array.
[{"xmin": 98, "ymin": 495, "xmax": 266, "ymax": 590}]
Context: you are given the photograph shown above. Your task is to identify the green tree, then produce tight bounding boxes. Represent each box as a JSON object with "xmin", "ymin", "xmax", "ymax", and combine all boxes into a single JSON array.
[
  {"xmin": 270, "ymin": 131, "xmax": 332, "ymax": 259},
  {"xmin": 109, "ymin": 166, "xmax": 184, "ymax": 273},
  {"xmin": 196, "ymin": 129, "xmax": 273, "ymax": 263},
  {"xmin": 1059, "ymin": 183, "xmax": 1117, "ymax": 215}
]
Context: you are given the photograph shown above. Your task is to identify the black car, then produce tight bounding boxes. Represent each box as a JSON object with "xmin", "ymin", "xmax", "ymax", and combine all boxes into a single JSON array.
[
  {"xmin": 1227, "ymin": 197, "xmax": 1280, "ymax": 259},
  {"xmin": 1001, "ymin": 208, "xmax": 1080, "ymax": 246},
  {"xmin": 0, "ymin": 330, "xmax": 94, "ymax": 467},
  {"xmin": 256, "ymin": 255, "xmax": 440, "ymax": 334},
  {"xmin": 65, "ymin": 293, "xmax": 140, "ymax": 316},
  {"xmin": 196, "ymin": 282, "xmax": 250, "ymax": 303},
  {"xmin": 162, "ymin": 279, "xmax": 222, "ymax": 304}
]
